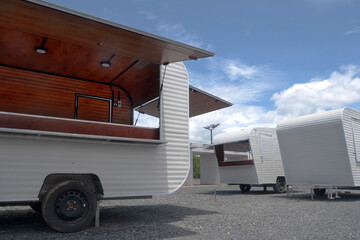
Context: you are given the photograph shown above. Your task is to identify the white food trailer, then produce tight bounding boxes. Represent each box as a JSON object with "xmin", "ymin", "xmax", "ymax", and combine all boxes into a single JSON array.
[
  {"xmin": 212, "ymin": 128, "xmax": 286, "ymax": 193},
  {"xmin": 0, "ymin": 0, "xmax": 231, "ymax": 232},
  {"xmin": 277, "ymin": 108, "xmax": 360, "ymax": 197}
]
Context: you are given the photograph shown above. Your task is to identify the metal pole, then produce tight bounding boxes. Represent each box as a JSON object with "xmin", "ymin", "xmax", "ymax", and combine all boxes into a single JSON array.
[{"xmin": 204, "ymin": 123, "xmax": 220, "ymax": 145}]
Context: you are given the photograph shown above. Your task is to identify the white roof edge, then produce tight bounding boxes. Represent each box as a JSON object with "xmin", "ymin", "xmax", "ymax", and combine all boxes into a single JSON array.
[
  {"xmin": 277, "ymin": 108, "xmax": 345, "ymax": 130},
  {"xmin": 212, "ymin": 128, "xmax": 252, "ymax": 145},
  {"xmin": 28, "ymin": 0, "xmax": 214, "ymax": 57},
  {"xmin": 212, "ymin": 127, "xmax": 276, "ymax": 145}
]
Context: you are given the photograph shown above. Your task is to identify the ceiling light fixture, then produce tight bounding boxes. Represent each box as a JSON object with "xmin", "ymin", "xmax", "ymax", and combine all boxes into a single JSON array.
[
  {"xmin": 100, "ymin": 54, "xmax": 115, "ymax": 68},
  {"xmin": 35, "ymin": 37, "xmax": 48, "ymax": 54},
  {"xmin": 100, "ymin": 61, "xmax": 111, "ymax": 68},
  {"xmin": 35, "ymin": 47, "xmax": 47, "ymax": 54}
]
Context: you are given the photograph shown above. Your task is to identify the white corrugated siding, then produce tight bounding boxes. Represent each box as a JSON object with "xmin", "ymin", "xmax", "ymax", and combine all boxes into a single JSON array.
[
  {"xmin": 277, "ymin": 109, "xmax": 354, "ymax": 186},
  {"xmin": 249, "ymin": 128, "xmax": 284, "ymax": 184},
  {"xmin": 342, "ymin": 108, "xmax": 360, "ymax": 185},
  {"xmin": 0, "ymin": 135, "xmax": 168, "ymax": 201},
  {"xmin": 199, "ymin": 152, "xmax": 220, "ymax": 185},
  {"xmin": 219, "ymin": 166, "xmax": 259, "ymax": 184},
  {"xmin": 160, "ymin": 62, "xmax": 190, "ymax": 193}
]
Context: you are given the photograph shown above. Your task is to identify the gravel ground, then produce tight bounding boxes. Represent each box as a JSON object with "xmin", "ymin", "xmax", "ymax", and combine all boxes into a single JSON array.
[{"xmin": 1, "ymin": 185, "xmax": 360, "ymax": 240}]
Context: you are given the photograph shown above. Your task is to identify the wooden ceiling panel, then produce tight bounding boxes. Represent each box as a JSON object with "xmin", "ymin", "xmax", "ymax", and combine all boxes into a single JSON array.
[
  {"xmin": 113, "ymin": 62, "xmax": 159, "ymax": 107},
  {"xmin": 135, "ymin": 86, "xmax": 232, "ymax": 118},
  {"xmin": 0, "ymin": 26, "xmax": 137, "ymax": 83}
]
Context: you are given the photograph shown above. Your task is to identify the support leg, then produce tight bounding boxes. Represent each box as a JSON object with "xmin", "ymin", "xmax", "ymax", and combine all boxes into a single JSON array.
[
  {"xmin": 335, "ymin": 187, "xmax": 340, "ymax": 199},
  {"xmin": 328, "ymin": 187, "xmax": 334, "ymax": 200},
  {"xmin": 95, "ymin": 200, "xmax": 100, "ymax": 227},
  {"xmin": 286, "ymin": 185, "xmax": 293, "ymax": 197}
]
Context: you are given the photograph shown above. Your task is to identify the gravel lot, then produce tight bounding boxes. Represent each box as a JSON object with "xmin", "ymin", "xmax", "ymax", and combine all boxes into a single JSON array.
[{"xmin": 1, "ymin": 185, "xmax": 360, "ymax": 240}]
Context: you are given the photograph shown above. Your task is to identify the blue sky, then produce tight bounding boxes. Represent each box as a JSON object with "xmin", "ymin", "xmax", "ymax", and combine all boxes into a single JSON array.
[{"xmin": 46, "ymin": 0, "xmax": 360, "ymax": 143}]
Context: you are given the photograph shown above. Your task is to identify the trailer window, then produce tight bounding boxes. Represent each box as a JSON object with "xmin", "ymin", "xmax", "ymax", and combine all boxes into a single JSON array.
[{"xmin": 215, "ymin": 144, "xmax": 254, "ymax": 167}]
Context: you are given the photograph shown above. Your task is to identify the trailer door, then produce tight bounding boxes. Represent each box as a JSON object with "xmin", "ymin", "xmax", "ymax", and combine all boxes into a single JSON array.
[
  {"xmin": 259, "ymin": 133, "xmax": 275, "ymax": 183},
  {"xmin": 75, "ymin": 94, "xmax": 112, "ymax": 123}
]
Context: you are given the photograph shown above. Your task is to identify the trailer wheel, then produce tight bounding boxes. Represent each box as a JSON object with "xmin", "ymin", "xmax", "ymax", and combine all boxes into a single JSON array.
[
  {"xmin": 314, "ymin": 188, "xmax": 326, "ymax": 196},
  {"xmin": 41, "ymin": 181, "xmax": 97, "ymax": 232},
  {"xmin": 239, "ymin": 184, "xmax": 251, "ymax": 192},
  {"xmin": 29, "ymin": 202, "xmax": 42, "ymax": 214},
  {"xmin": 273, "ymin": 177, "xmax": 286, "ymax": 193}
]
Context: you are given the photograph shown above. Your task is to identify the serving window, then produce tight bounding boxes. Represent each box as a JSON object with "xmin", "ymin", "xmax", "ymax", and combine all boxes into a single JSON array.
[{"xmin": 214, "ymin": 143, "xmax": 254, "ymax": 167}]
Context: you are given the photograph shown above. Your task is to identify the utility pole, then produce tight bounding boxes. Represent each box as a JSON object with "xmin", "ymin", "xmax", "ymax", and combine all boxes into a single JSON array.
[{"xmin": 203, "ymin": 123, "xmax": 220, "ymax": 144}]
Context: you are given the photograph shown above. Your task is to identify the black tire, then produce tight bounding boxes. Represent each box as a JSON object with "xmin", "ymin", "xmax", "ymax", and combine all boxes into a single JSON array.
[
  {"xmin": 273, "ymin": 177, "xmax": 286, "ymax": 193},
  {"xmin": 29, "ymin": 202, "xmax": 42, "ymax": 214},
  {"xmin": 314, "ymin": 188, "xmax": 326, "ymax": 196},
  {"xmin": 239, "ymin": 184, "xmax": 251, "ymax": 192},
  {"xmin": 41, "ymin": 181, "xmax": 97, "ymax": 233}
]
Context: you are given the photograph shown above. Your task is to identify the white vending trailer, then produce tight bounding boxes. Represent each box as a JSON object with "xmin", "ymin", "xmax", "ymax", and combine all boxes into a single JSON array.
[
  {"xmin": 212, "ymin": 128, "xmax": 286, "ymax": 193},
  {"xmin": 0, "ymin": 0, "xmax": 232, "ymax": 232},
  {"xmin": 277, "ymin": 108, "xmax": 360, "ymax": 196}
]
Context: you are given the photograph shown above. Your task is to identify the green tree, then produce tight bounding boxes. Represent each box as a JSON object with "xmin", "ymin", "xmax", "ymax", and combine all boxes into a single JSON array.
[{"xmin": 193, "ymin": 155, "xmax": 200, "ymax": 179}]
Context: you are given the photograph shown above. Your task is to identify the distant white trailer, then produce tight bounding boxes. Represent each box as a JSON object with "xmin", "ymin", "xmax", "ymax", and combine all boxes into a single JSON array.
[
  {"xmin": 276, "ymin": 108, "xmax": 360, "ymax": 196},
  {"xmin": 212, "ymin": 128, "xmax": 286, "ymax": 193}
]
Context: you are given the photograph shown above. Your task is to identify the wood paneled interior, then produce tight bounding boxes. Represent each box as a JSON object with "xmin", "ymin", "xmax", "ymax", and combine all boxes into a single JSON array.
[
  {"xmin": 0, "ymin": 1, "xmax": 214, "ymax": 65},
  {"xmin": 0, "ymin": 66, "xmax": 132, "ymax": 124},
  {"xmin": 214, "ymin": 145, "xmax": 254, "ymax": 167},
  {"xmin": 113, "ymin": 61, "xmax": 160, "ymax": 107},
  {"xmin": 0, "ymin": 112, "xmax": 159, "ymax": 140},
  {"xmin": 0, "ymin": 26, "xmax": 160, "ymax": 107}
]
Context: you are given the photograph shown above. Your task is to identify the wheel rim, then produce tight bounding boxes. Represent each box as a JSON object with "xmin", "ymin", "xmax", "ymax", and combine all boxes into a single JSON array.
[
  {"xmin": 277, "ymin": 180, "xmax": 285, "ymax": 192},
  {"xmin": 55, "ymin": 190, "xmax": 88, "ymax": 222},
  {"xmin": 240, "ymin": 184, "xmax": 251, "ymax": 192}
]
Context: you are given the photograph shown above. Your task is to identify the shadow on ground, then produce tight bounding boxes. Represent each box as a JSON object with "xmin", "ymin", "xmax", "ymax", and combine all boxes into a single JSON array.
[
  {"xmin": 199, "ymin": 188, "xmax": 277, "ymax": 196},
  {"xmin": 0, "ymin": 204, "xmax": 218, "ymax": 239}
]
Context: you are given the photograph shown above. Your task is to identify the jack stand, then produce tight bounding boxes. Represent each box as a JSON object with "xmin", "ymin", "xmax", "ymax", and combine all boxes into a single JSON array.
[
  {"xmin": 286, "ymin": 185, "xmax": 293, "ymax": 197},
  {"xmin": 95, "ymin": 200, "xmax": 100, "ymax": 227},
  {"xmin": 335, "ymin": 187, "xmax": 340, "ymax": 199},
  {"xmin": 327, "ymin": 187, "xmax": 334, "ymax": 199}
]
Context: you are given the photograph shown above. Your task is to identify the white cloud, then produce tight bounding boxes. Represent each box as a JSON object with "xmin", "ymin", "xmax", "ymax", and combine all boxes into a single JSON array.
[
  {"xmin": 187, "ymin": 58, "xmax": 283, "ymax": 104},
  {"xmin": 190, "ymin": 105, "xmax": 268, "ymax": 144},
  {"xmin": 139, "ymin": 11, "xmax": 157, "ymax": 20},
  {"xmin": 265, "ymin": 65, "xmax": 360, "ymax": 123},
  {"xmin": 190, "ymin": 64, "xmax": 360, "ymax": 143},
  {"xmin": 225, "ymin": 63, "xmax": 260, "ymax": 80},
  {"xmin": 344, "ymin": 26, "xmax": 360, "ymax": 35},
  {"xmin": 134, "ymin": 113, "xmax": 159, "ymax": 128},
  {"xmin": 157, "ymin": 22, "xmax": 205, "ymax": 49}
]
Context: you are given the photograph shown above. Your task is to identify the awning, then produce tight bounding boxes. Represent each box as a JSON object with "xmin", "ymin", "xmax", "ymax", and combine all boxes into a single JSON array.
[
  {"xmin": 135, "ymin": 85, "xmax": 232, "ymax": 118},
  {"xmin": 0, "ymin": 0, "xmax": 214, "ymax": 65}
]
